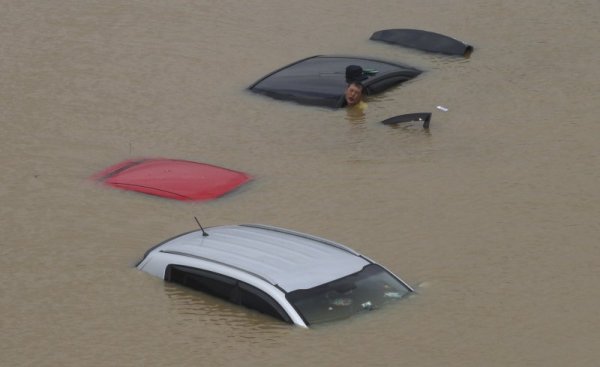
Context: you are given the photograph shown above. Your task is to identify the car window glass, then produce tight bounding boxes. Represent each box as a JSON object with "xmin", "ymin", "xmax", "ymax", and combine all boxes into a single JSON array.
[
  {"xmin": 165, "ymin": 265, "xmax": 292, "ymax": 324},
  {"xmin": 286, "ymin": 264, "xmax": 411, "ymax": 325},
  {"xmin": 166, "ymin": 265, "xmax": 236, "ymax": 301},
  {"xmin": 238, "ymin": 282, "xmax": 292, "ymax": 324}
]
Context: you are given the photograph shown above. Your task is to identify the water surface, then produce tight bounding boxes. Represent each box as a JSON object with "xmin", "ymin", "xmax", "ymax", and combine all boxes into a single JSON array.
[{"xmin": 1, "ymin": 1, "xmax": 599, "ymax": 366}]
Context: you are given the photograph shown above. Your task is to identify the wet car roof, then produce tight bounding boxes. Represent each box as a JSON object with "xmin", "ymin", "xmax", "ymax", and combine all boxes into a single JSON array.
[
  {"xmin": 248, "ymin": 55, "xmax": 421, "ymax": 108},
  {"xmin": 90, "ymin": 158, "xmax": 251, "ymax": 201},
  {"xmin": 147, "ymin": 224, "xmax": 371, "ymax": 292}
]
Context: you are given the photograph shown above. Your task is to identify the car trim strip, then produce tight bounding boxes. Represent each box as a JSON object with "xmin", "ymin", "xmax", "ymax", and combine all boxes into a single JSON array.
[
  {"xmin": 159, "ymin": 249, "xmax": 279, "ymax": 287},
  {"xmin": 239, "ymin": 224, "xmax": 361, "ymax": 256}
]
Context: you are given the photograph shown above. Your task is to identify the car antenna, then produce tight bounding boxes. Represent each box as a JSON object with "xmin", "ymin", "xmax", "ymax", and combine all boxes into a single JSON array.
[{"xmin": 194, "ymin": 216, "xmax": 209, "ymax": 237}]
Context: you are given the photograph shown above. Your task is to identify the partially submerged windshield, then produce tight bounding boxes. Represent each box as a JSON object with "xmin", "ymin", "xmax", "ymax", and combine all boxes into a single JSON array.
[{"xmin": 286, "ymin": 264, "xmax": 411, "ymax": 325}]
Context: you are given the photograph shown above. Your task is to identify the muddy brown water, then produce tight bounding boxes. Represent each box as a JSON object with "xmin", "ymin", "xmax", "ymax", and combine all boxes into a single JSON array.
[{"xmin": 2, "ymin": 1, "xmax": 599, "ymax": 366}]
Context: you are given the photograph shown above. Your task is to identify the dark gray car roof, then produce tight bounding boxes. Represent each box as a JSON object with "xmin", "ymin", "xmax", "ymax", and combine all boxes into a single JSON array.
[{"xmin": 248, "ymin": 55, "xmax": 421, "ymax": 108}]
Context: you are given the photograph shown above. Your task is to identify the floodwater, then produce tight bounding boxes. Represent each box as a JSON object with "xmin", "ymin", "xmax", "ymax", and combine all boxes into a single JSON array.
[{"xmin": 2, "ymin": 1, "xmax": 599, "ymax": 366}]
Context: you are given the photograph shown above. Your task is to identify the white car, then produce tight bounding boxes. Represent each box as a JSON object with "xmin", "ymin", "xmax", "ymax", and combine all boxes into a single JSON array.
[{"xmin": 137, "ymin": 223, "xmax": 413, "ymax": 327}]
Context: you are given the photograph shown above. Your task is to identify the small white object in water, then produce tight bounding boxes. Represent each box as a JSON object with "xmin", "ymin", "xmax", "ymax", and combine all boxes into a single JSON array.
[{"xmin": 436, "ymin": 105, "xmax": 449, "ymax": 112}]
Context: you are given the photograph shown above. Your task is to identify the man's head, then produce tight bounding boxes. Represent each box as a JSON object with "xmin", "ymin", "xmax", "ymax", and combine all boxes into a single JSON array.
[{"xmin": 345, "ymin": 81, "xmax": 364, "ymax": 106}]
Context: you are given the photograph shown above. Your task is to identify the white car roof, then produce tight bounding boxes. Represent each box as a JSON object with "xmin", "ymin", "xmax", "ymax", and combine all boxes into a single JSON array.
[{"xmin": 145, "ymin": 224, "xmax": 371, "ymax": 292}]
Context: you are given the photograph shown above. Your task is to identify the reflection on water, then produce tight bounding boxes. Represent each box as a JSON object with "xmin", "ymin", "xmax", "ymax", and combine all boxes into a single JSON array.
[
  {"xmin": 426, "ymin": 52, "xmax": 473, "ymax": 71},
  {"xmin": 384, "ymin": 120, "xmax": 434, "ymax": 133}
]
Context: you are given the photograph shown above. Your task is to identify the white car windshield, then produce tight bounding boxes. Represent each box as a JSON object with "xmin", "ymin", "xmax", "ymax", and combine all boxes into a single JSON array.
[{"xmin": 286, "ymin": 264, "xmax": 411, "ymax": 325}]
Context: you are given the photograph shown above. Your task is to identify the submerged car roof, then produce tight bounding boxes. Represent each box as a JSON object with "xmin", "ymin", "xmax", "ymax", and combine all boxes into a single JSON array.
[
  {"xmin": 248, "ymin": 55, "xmax": 421, "ymax": 108},
  {"xmin": 370, "ymin": 29, "xmax": 474, "ymax": 57},
  {"xmin": 146, "ymin": 224, "xmax": 371, "ymax": 292},
  {"xmin": 90, "ymin": 158, "xmax": 252, "ymax": 201}
]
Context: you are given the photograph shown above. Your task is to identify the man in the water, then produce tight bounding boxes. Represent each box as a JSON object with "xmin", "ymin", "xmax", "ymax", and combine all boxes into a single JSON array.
[{"xmin": 344, "ymin": 65, "xmax": 368, "ymax": 109}]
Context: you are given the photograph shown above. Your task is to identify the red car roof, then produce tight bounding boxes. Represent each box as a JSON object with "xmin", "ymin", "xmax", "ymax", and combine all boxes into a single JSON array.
[{"xmin": 91, "ymin": 158, "xmax": 251, "ymax": 201}]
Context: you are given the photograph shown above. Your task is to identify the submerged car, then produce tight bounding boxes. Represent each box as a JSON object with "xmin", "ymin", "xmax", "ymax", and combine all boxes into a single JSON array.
[
  {"xmin": 137, "ymin": 223, "xmax": 413, "ymax": 327},
  {"xmin": 370, "ymin": 29, "xmax": 474, "ymax": 57},
  {"xmin": 249, "ymin": 55, "xmax": 421, "ymax": 108},
  {"xmin": 90, "ymin": 158, "xmax": 252, "ymax": 201}
]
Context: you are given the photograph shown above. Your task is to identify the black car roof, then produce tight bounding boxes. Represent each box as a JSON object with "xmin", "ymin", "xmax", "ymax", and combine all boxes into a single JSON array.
[{"xmin": 248, "ymin": 55, "xmax": 422, "ymax": 108}]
